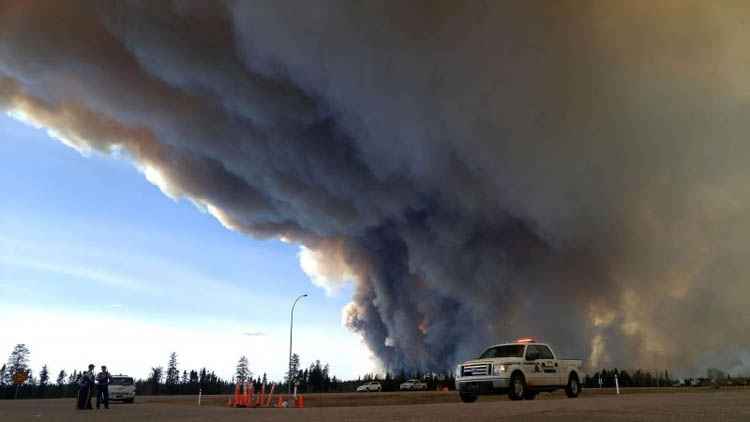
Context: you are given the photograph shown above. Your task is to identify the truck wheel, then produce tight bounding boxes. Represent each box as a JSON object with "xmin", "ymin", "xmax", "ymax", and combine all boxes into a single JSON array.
[
  {"xmin": 565, "ymin": 374, "xmax": 580, "ymax": 398},
  {"xmin": 508, "ymin": 372, "xmax": 526, "ymax": 401},
  {"xmin": 459, "ymin": 392, "xmax": 477, "ymax": 403}
]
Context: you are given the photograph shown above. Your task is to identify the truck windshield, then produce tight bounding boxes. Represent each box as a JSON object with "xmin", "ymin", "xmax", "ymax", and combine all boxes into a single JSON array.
[
  {"xmin": 479, "ymin": 345, "xmax": 525, "ymax": 359},
  {"xmin": 111, "ymin": 377, "xmax": 134, "ymax": 385}
]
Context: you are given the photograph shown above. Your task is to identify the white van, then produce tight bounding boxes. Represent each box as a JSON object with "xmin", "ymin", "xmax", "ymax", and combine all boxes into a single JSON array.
[{"xmin": 109, "ymin": 375, "xmax": 136, "ymax": 403}]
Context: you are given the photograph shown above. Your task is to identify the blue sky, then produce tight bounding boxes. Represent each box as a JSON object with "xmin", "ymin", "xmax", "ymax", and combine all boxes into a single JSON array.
[{"xmin": 0, "ymin": 113, "xmax": 373, "ymax": 381}]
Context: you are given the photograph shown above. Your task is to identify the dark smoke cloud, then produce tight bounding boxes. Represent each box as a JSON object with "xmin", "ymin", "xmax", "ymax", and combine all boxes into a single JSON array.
[{"xmin": 2, "ymin": 0, "xmax": 749, "ymax": 375}]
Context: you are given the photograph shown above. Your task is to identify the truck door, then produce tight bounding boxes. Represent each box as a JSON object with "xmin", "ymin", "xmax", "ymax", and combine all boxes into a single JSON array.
[
  {"xmin": 523, "ymin": 345, "xmax": 544, "ymax": 386},
  {"xmin": 535, "ymin": 345, "xmax": 559, "ymax": 386}
]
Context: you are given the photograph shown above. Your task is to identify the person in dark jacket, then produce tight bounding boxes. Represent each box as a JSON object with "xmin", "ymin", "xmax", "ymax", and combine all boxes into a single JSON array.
[
  {"xmin": 76, "ymin": 364, "xmax": 95, "ymax": 410},
  {"xmin": 96, "ymin": 365, "xmax": 112, "ymax": 409}
]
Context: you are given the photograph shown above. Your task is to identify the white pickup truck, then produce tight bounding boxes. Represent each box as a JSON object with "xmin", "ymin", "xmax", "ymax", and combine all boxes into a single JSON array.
[
  {"xmin": 109, "ymin": 375, "xmax": 136, "ymax": 403},
  {"xmin": 455, "ymin": 338, "xmax": 583, "ymax": 402}
]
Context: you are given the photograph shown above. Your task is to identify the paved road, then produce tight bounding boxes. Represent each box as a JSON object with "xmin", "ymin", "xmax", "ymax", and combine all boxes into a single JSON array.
[{"xmin": 1, "ymin": 390, "xmax": 748, "ymax": 421}]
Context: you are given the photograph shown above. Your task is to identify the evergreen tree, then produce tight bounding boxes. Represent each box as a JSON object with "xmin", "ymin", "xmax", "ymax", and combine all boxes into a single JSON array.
[
  {"xmin": 199, "ymin": 368, "xmax": 208, "ymax": 387},
  {"xmin": 308, "ymin": 360, "xmax": 324, "ymax": 392},
  {"xmin": 644, "ymin": 371, "xmax": 654, "ymax": 387},
  {"xmin": 39, "ymin": 364, "xmax": 49, "ymax": 385},
  {"xmin": 56, "ymin": 370, "xmax": 67, "ymax": 386},
  {"xmin": 301, "ymin": 369, "xmax": 309, "ymax": 392},
  {"xmin": 294, "ymin": 369, "xmax": 304, "ymax": 392},
  {"xmin": 331, "ymin": 375, "xmax": 339, "ymax": 392},
  {"xmin": 619, "ymin": 370, "xmax": 632, "ymax": 387},
  {"xmin": 286, "ymin": 353, "xmax": 300, "ymax": 384},
  {"xmin": 149, "ymin": 366, "xmax": 163, "ymax": 395},
  {"xmin": 165, "ymin": 352, "xmax": 179, "ymax": 388},
  {"xmin": 6, "ymin": 344, "xmax": 31, "ymax": 383},
  {"xmin": 235, "ymin": 355, "xmax": 250, "ymax": 383},
  {"xmin": 181, "ymin": 370, "xmax": 189, "ymax": 384},
  {"xmin": 0, "ymin": 364, "xmax": 5, "ymax": 385},
  {"xmin": 323, "ymin": 363, "xmax": 331, "ymax": 391},
  {"xmin": 633, "ymin": 369, "xmax": 643, "ymax": 386}
]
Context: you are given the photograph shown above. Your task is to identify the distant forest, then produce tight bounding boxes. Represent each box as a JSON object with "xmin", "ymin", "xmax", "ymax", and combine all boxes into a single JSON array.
[{"xmin": 1, "ymin": 343, "xmax": 747, "ymax": 399}]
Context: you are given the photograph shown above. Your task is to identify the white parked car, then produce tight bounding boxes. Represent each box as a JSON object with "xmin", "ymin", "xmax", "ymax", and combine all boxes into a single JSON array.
[
  {"xmin": 455, "ymin": 338, "xmax": 584, "ymax": 402},
  {"xmin": 356, "ymin": 381, "xmax": 382, "ymax": 392},
  {"xmin": 109, "ymin": 375, "xmax": 136, "ymax": 403},
  {"xmin": 399, "ymin": 379, "xmax": 428, "ymax": 391}
]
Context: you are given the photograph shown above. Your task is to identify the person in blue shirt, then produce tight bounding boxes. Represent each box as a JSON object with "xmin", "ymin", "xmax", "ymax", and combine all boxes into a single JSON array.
[
  {"xmin": 96, "ymin": 365, "xmax": 112, "ymax": 409},
  {"xmin": 76, "ymin": 364, "xmax": 95, "ymax": 410}
]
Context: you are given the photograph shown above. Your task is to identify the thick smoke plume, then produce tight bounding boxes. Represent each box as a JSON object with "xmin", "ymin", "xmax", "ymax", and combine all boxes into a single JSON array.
[{"xmin": 2, "ymin": 1, "xmax": 749, "ymax": 375}]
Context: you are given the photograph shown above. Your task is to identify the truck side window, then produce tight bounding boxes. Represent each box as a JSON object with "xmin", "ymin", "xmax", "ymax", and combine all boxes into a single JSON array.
[
  {"xmin": 525, "ymin": 345, "xmax": 540, "ymax": 360},
  {"xmin": 538, "ymin": 346, "xmax": 554, "ymax": 360}
]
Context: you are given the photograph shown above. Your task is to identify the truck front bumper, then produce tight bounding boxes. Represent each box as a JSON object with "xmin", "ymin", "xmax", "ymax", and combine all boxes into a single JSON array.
[{"xmin": 456, "ymin": 377, "xmax": 510, "ymax": 394}]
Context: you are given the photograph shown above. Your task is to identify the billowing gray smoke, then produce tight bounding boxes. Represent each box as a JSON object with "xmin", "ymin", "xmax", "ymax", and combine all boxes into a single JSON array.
[{"xmin": 2, "ymin": 1, "xmax": 749, "ymax": 376}]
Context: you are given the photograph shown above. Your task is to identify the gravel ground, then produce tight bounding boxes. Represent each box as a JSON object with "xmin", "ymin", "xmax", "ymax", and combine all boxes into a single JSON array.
[{"xmin": 1, "ymin": 390, "xmax": 748, "ymax": 421}]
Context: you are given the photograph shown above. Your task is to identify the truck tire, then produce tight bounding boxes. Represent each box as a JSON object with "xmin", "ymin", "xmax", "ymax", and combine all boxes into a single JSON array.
[
  {"xmin": 459, "ymin": 392, "xmax": 477, "ymax": 403},
  {"xmin": 565, "ymin": 374, "xmax": 580, "ymax": 398},
  {"xmin": 508, "ymin": 372, "xmax": 526, "ymax": 401}
]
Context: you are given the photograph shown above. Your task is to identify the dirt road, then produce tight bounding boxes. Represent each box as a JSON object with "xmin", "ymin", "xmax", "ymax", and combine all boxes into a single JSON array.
[{"xmin": 1, "ymin": 390, "xmax": 748, "ymax": 421}]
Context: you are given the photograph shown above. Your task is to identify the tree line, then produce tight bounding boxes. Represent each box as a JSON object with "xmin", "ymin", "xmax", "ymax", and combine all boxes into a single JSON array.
[
  {"xmin": 0, "ymin": 344, "xmax": 349, "ymax": 399},
  {"xmin": 0, "ymin": 345, "xmax": 240, "ymax": 399},
  {"xmin": 284, "ymin": 353, "xmax": 456, "ymax": 393},
  {"xmin": 4, "ymin": 343, "xmax": 748, "ymax": 400},
  {"xmin": 584, "ymin": 368, "xmax": 678, "ymax": 388},
  {"xmin": 584, "ymin": 368, "xmax": 750, "ymax": 388},
  {"xmin": 0, "ymin": 344, "xmax": 450, "ymax": 399}
]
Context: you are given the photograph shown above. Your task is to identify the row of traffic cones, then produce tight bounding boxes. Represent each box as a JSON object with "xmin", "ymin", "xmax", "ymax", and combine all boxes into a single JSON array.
[
  {"xmin": 228, "ymin": 382, "xmax": 252, "ymax": 407},
  {"xmin": 228, "ymin": 382, "xmax": 304, "ymax": 408}
]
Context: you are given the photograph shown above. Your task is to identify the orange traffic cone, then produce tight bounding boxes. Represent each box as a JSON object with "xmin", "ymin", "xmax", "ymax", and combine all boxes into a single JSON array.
[
  {"xmin": 231, "ymin": 383, "xmax": 241, "ymax": 407},
  {"xmin": 248, "ymin": 384, "xmax": 255, "ymax": 408},
  {"xmin": 242, "ymin": 382, "xmax": 249, "ymax": 407},
  {"xmin": 296, "ymin": 394, "xmax": 304, "ymax": 408},
  {"xmin": 265, "ymin": 384, "xmax": 276, "ymax": 407},
  {"xmin": 258, "ymin": 383, "xmax": 265, "ymax": 407}
]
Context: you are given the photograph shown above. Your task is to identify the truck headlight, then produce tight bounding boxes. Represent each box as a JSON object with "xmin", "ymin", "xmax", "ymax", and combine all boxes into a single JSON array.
[
  {"xmin": 493, "ymin": 364, "xmax": 507, "ymax": 375},
  {"xmin": 455, "ymin": 365, "xmax": 462, "ymax": 376}
]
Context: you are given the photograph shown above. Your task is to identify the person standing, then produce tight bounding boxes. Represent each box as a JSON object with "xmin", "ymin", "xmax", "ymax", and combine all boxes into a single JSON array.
[
  {"xmin": 77, "ymin": 364, "xmax": 95, "ymax": 410},
  {"xmin": 96, "ymin": 365, "xmax": 112, "ymax": 409}
]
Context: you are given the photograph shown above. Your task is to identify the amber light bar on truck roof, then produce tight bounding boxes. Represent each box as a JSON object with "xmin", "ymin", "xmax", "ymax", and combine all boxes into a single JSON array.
[{"xmin": 514, "ymin": 337, "xmax": 535, "ymax": 343}]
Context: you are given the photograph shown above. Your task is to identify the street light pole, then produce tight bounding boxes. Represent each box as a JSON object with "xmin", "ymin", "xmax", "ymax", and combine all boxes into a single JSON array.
[{"xmin": 288, "ymin": 293, "xmax": 307, "ymax": 393}]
